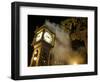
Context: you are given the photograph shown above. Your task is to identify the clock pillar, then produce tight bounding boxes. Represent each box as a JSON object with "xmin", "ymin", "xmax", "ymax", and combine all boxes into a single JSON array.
[{"xmin": 30, "ymin": 25, "xmax": 55, "ymax": 66}]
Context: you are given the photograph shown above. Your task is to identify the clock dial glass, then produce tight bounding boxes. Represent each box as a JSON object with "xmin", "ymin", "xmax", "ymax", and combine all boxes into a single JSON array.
[
  {"xmin": 44, "ymin": 32, "xmax": 52, "ymax": 43},
  {"xmin": 36, "ymin": 31, "xmax": 43, "ymax": 41}
]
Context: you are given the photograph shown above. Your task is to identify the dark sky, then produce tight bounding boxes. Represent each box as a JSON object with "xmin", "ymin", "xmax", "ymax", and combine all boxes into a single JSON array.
[{"xmin": 28, "ymin": 15, "xmax": 71, "ymax": 66}]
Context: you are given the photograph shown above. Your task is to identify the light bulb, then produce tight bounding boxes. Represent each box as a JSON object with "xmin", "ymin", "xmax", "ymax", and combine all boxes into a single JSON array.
[
  {"xmin": 34, "ymin": 57, "xmax": 37, "ymax": 61},
  {"xmin": 73, "ymin": 62, "xmax": 78, "ymax": 65}
]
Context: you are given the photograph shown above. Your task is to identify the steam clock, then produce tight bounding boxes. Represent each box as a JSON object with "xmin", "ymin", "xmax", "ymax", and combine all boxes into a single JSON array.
[{"xmin": 30, "ymin": 25, "xmax": 55, "ymax": 66}]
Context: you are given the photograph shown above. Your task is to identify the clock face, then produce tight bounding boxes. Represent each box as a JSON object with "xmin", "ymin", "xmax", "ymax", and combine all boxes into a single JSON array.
[
  {"xmin": 36, "ymin": 31, "xmax": 43, "ymax": 42},
  {"xmin": 44, "ymin": 32, "xmax": 52, "ymax": 43}
]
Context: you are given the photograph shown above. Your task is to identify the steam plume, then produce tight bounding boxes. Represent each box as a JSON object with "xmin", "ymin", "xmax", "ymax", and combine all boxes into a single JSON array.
[{"xmin": 45, "ymin": 20, "xmax": 86, "ymax": 65}]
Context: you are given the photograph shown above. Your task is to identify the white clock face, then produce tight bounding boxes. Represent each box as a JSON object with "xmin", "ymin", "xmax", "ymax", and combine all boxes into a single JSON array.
[
  {"xmin": 44, "ymin": 32, "xmax": 52, "ymax": 43},
  {"xmin": 36, "ymin": 32, "xmax": 43, "ymax": 41}
]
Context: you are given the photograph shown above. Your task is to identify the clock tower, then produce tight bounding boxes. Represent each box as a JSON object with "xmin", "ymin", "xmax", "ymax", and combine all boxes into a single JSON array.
[{"xmin": 30, "ymin": 25, "xmax": 55, "ymax": 66}]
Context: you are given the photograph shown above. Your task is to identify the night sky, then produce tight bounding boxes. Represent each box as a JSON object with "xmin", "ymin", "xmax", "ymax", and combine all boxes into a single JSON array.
[{"xmin": 28, "ymin": 15, "xmax": 70, "ymax": 66}]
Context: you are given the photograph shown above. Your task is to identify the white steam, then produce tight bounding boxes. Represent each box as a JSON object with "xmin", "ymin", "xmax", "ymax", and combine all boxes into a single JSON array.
[{"xmin": 45, "ymin": 20, "xmax": 86, "ymax": 65}]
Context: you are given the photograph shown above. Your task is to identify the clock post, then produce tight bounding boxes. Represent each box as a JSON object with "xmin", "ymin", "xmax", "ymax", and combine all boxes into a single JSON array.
[{"xmin": 30, "ymin": 25, "xmax": 55, "ymax": 66}]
